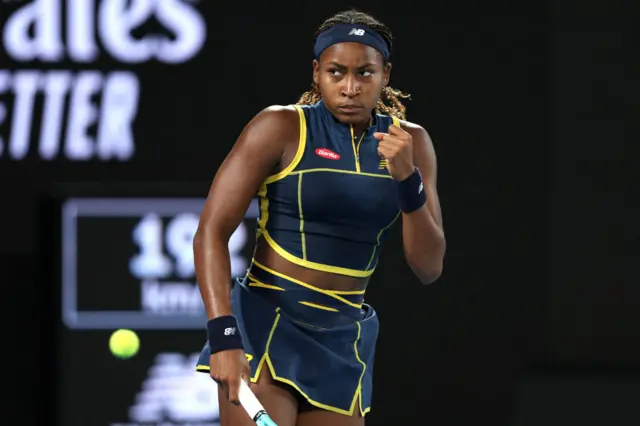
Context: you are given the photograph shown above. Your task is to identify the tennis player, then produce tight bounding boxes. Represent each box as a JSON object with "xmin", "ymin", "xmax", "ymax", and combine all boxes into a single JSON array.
[{"xmin": 194, "ymin": 9, "xmax": 446, "ymax": 426}]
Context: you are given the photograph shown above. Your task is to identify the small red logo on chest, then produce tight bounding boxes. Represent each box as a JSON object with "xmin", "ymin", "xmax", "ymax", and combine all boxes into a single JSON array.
[{"xmin": 315, "ymin": 148, "xmax": 340, "ymax": 160}]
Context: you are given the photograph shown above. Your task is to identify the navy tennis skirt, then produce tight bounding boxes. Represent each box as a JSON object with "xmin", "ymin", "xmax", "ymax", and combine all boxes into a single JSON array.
[{"xmin": 196, "ymin": 261, "xmax": 379, "ymax": 416}]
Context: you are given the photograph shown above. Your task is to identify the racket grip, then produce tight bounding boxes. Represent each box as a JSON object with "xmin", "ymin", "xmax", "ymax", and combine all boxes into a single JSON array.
[{"xmin": 239, "ymin": 380, "xmax": 266, "ymax": 421}]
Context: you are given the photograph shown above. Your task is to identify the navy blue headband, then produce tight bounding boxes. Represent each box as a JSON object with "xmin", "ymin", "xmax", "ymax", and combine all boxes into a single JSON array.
[{"xmin": 313, "ymin": 24, "xmax": 390, "ymax": 60}]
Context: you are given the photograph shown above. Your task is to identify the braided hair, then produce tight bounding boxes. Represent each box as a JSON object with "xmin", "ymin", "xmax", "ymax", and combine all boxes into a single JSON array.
[{"xmin": 297, "ymin": 10, "xmax": 410, "ymax": 120}]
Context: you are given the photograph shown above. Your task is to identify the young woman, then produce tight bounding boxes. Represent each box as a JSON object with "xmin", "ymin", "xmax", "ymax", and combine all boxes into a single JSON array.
[{"xmin": 194, "ymin": 9, "xmax": 445, "ymax": 426}]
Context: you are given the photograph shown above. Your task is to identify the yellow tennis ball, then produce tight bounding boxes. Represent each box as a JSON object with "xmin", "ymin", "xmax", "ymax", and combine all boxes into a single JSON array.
[{"xmin": 109, "ymin": 329, "xmax": 140, "ymax": 359}]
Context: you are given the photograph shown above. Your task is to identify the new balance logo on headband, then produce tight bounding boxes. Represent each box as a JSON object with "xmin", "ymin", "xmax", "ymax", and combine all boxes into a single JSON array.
[{"xmin": 348, "ymin": 28, "xmax": 365, "ymax": 36}]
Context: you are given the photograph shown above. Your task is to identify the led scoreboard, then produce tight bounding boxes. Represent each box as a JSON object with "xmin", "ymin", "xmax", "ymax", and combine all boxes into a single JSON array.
[{"xmin": 61, "ymin": 197, "xmax": 259, "ymax": 329}]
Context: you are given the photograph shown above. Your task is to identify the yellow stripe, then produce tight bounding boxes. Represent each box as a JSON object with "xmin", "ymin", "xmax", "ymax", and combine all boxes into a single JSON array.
[
  {"xmin": 365, "ymin": 210, "xmax": 402, "ymax": 270},
  {"xmin": 356, "ymin": 133, "xmax": 365, "ymax": 158},
  {"xmin": 351, "ymin": 322, "xmax": 368, "ymax": 416},
  {"xmin": 251, "ymin": 260, "xmax": 365, "ymax": 295},
  {"xmin": 349, "ymin": 126, "xmax": 366, "ymax": 173},
  {"xmin": 298, "ymin": 301, "xmax": 339, "ymax": 312},
  {"xmin": 350, "ymin": 126, "xmax": 359, "ymax": 172},
  {"xmin": 391, "ymin": 115, "xmax": 400, "ymax": 127},
  {"xmin": 251, "ymin": 312, "xmax": 281, "ymax": 382},
  {"xmin": 259, "ymin": 231, "xmax": 375, "ymax": 278},
  {"xmin": 264, "ymin": 105, "xmax": 307, "ymax": 184},
  {"xmin": 289, "ymin": 168, "xmax": 393, "ymax": 179},
  {"xmin": 251, "ymin": 259, "xmax": 364, "ymax": 308},
  {"xmin": 250, "ymin": 270, "xmax": 363, "ymax": 296},
  {"xmin": 248, "ymin": 282, "xmax": 285, "ymax": 291},
  {"xmin": 247, "ymin": 275, "xmax": 285, "ymax": 291},
  {"xmin": 297, "ymin": 173, "xmax": 306, "ymax": 260},
  {"xmin": 329, "ymin": 288, "xmax": 365, "ymax": 295}
]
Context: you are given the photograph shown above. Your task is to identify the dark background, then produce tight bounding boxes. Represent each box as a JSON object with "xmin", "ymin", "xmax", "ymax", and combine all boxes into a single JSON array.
[{"xmin": 1, "ymin": 0, "xmax": 637, "ymax": 425}]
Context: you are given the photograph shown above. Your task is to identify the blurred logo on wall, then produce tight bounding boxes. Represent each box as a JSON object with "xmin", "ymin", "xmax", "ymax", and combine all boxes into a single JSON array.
[
  {"xmin": 112, "ymin": 353, "xmax": 220, "ymax": 426},
  {"xmin": 0, "ymin": 0, "xmax": 206, "ymax": 161}
]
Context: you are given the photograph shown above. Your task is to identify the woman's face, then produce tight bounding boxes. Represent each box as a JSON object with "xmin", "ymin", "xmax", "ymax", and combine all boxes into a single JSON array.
[{"xmin": 314, "ymin": 42, "xmax": 391, "ymax": 124}]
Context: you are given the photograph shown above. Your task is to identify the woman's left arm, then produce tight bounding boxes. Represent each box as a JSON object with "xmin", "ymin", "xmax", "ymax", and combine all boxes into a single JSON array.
[{"xmin": 375, "ymin": 121, "xmax": 446, "ymax": 284}]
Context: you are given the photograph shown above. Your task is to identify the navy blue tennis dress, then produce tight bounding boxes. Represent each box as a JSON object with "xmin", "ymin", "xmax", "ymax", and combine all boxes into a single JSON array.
[{"xmin": 196, "ymin": 100, "xmax": 402, "ymax": 416}]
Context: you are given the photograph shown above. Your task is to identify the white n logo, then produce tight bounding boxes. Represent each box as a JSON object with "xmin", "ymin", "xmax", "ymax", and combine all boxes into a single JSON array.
[
  {"xmin": 128, "ymin": 353, "xmax": 219, "ymax": 422},
  {"xmin": 348, "ymin": 28, "xmax": 365, "ymax": 36}
]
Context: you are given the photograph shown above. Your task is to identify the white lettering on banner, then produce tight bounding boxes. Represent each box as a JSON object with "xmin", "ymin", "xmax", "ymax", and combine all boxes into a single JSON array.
[
  {"xmin": 130, "ymin": 214, "xmax": 248, "ymax": 281},
  {"xmin": 114, "ymin": 353, "xmax": 220, "ymax": 426},
  {"xmin": 141, "ymin": 281, "xmax": 203, "ymax": 315},
  {"xmin": 0, "ymin": 0, "xmax": 207, "ymax": 161},
  {"xmin": 61, "ymin": 198, "xmax": 260, "ymax": 330},
  {"xmin": 99, "ymin": 0, "xmax": 207, "ymax": 64},
  {"xmin": 130, "ymin": 213, "xmax": 248, "ymax": 316},
  {"xmin": 0, "ymin": 70, "xmax": 139, "ymax": 160},
  {"xmin": 3, "ymin": 0, "xmax": 206, "ymax": 63}
]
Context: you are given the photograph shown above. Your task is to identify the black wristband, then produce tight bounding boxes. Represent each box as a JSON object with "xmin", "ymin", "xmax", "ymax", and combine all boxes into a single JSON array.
[
  {"xmin": 207, "ymin": 315, "xmax": 243, "ymax": 354},
  {"xmin": 395, "ymin": 167, "xmax": 427, "ymax": 213}
]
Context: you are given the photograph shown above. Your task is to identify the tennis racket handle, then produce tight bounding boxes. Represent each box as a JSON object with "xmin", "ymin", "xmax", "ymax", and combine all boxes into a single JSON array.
[{"xmin": 239, "ymin": 380, "xmax": 265, "ymax": 421}]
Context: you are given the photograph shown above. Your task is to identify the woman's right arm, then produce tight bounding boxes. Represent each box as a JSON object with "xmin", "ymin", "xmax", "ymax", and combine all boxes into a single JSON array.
[
  {"xmin": 194, "ymin": 105, "xmax": 298, "ymax": 317},
  {"xmin": 193, "ymin": 105, "xmax": 299, "ymax": 402}
]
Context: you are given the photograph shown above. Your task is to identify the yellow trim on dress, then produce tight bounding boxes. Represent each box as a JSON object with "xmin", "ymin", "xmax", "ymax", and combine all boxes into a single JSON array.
[
  {"xmin": 251, "ymin": 259, "xmax": 363, "ymax": 309},
  {"xmin": 365, "ymin": 210, "xmax": 402, "ymax": 270},
  {"xmin": 260, "ymin": 231, "xmax": 376, "ymax": 278},
  {"xmin": 263, "ymin": 105, "xmax": 307, "ymax": 184},
  {"xmin": 197, "ymin": 311, "xmax": 370, "ymax": 416},
  {"xmin": 246, "ymin": 274, "xmax": 285, "ymax": 291},
  {"xmin": 289, "ymin": 168, "xmax": 392, "ymax": 179}
]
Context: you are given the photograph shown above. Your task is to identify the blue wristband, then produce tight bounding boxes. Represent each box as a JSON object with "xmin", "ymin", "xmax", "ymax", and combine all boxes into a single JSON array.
[
  {"xmin": 395, "ymin": 168, "xmax": 427, "ymax": 213},
  {"xmin": 207, "ymin": 315, "xmax": 244, "ymax": 354}
]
